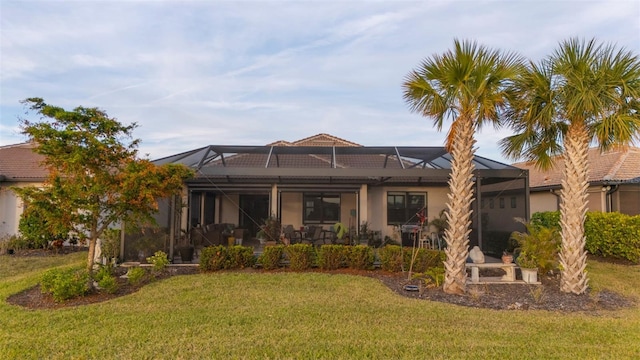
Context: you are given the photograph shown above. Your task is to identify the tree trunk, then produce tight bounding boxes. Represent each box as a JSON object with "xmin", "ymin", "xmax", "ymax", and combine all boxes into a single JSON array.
[
  {"xmin": 86, "ymin": 220, "xmax": 100, "ymax": 289},
  {"xmin": 86, "ymin": 237, "xmax": 97, "ymax": 273},
  {"xmin": 558, "ymin": 123, "xmax": 590, "ymax": 294},
  {"xmin": 442, "ymin": 116, "xmax": 475, "ymax": 295}
]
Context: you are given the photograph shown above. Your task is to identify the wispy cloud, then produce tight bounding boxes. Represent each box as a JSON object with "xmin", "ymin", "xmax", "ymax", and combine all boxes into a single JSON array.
[{"xmin": 1, "ymin": 0, "xmax": 638, "ymax": 163}]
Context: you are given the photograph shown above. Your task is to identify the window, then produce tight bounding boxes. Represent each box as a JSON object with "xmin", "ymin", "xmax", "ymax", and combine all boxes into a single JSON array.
[
  {"xmin": 190, "ymin": 191, "xmax": 216, "ymax": 227},
  {"xmin": 303, "ymin": 193, "xmax": 340, "ymax": 224},
  {"xmin": 499, "ymin": 197, "xmax": 505, "ymax": 209},
  {"xmin": 387, "ymin": 192, "xmax": 427, "ymax": 225},
  {"xmin": 489, "ymin": 199, "xmax": 494, "ymax": 209},
  {"xmin": 511, "ymin": 197, "xmax": 517, "ymax": 208}
]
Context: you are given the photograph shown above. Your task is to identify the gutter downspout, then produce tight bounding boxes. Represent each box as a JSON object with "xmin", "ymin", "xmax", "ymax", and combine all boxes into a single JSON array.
[
  {"xmin": 605, "ymin": 184, "xmax": 619, "ymax": 212},
  {"xmin": 550, "ymin": 189, "xmax": 561, "ymax": 211}
]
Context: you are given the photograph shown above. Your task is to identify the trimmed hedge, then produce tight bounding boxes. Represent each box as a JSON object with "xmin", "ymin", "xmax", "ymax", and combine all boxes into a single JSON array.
[
  {"xmin": 378, "ymin": 245, "xmax": 445, "ymax": 272},
  {"xmin": 258, "ymin": 245, "xmax": 285, "ymax": 270},
  {"xmin": 200, "ymin": 245, "xmax": 256, "ymax": 271},
  {"xmin": 378, "ymin": 245, "xmax": 404, "ymax": 272},
  {"xmin": 284, "ymin": 244, "xmax": 315, "ymax": 271},
  {"xmin": 317, "ymin": 245, "xmax": 348, "ymax": 270},
  {"xmin": 348, "ymin": 245, "xmax": 375, "ymax": 270},
  {"xmin": 532, "ymin": 211, "xmax": 640, "ymax": 263},
  {"xmin": 584, "ymin": 212, "xmax": 640, "ymax": 263}
]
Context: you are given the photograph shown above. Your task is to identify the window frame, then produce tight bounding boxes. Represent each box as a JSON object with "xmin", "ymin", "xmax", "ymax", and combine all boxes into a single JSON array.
[
  {"xmin": 302, "ymin": 193, "xmax": 341, "ymax": 224},
  {"xmin": 386, "ymin": 191, "xmax": 427, "ymax": 225}
]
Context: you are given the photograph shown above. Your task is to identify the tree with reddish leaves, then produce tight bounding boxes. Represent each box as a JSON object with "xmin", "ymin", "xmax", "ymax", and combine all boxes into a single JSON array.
[{"xmin": 13, "ymin": 98, "xmax": 193, "ymax": 279}]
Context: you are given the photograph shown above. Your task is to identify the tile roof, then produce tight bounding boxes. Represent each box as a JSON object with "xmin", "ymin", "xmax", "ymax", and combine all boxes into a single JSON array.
[
  {"xmin": 0, "ymin": 142, "xmax": 48, "ymax": 182},
  {"xmin": 200, "ymin": 134, "xmax": 408, "ymax": 172},
  {"xmin": 512, "ymin": 147, "xmax": 640, "ymax": 188},
  {"xmin": 155, "ymin": 133, "xmax": 525, "ymax": 186}
]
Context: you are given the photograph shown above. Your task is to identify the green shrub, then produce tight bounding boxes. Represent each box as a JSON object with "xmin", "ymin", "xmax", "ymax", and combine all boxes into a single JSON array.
[
  {"xmin": 93, "ymin": 265, "xmax": 113, "ymax": 282},
  {"xmin": 258, "ymin": 245, "xmax": 284, "ymax": 270},
  {"xmin": 6, "ymin": 235, "xmax": 30, "ymax": 251},
  {"xmin": 18, "ymin": 207, "xmax": 61, "ymax": 249},
  {"xmin": 347, "ymin": 245, "xmax": 374, "ymax": 270},
  {"xmin": 584, "ymin": 212, "xmax": 640, "ymax": 263},
  {"xmin": 284, "ymin": 244, "xmax": 315, "ymax": 271},
  {"xmin": 0, "ymin": 235, "xmax": 24, "ymax": 255},
  {"xmin": 227, "ymin": 246, "xmax": 256, "ymax": 269},
  {"xmin": 200, "ymin": 246, "xmax": 256, "ymax": 271},
  {"xmin": 422, "ymin": 266, "xmax": 445, "ymax": 287},
  {"xmin": 510, "ymin": 219, "xmax": 560, "ymax": 272},
  {"xmin": 378, "ymin": 245, "xmax": 404, "ymax": 272},
  {"xmin": 200, "ymin": 246, "xmax": 228, "ymax": 271},
  {"xmin": 41, "ymin": 267, "xmax": 90, "ymax": 302},
  {"xmin": 97, "ymin": 273, "xmax": 119, "ymax": 294},
  {"xmin": 146, "ymin": 251, "xmax": 170, "ymax": 271},
  {"xmin": 100, "ymin": 229, "xmax": 121, "ymax": 260},
  {"xmin": 126, "ymin": 267, "xmax": 146, "ymax": 286},
  {"xmin": 533, "ymin": 210, "xmax": 640, "ymax": 263},
  {"xmin": 531, "ymin": 211, "xmax": 561, "ymax": 230},
  {"xmin": 317, "ymin": 245, "xmax": 348, "ymax": 270},
  {"xmin": 408, "ymin": 249, "xmax": 445, "ymax": 273}
]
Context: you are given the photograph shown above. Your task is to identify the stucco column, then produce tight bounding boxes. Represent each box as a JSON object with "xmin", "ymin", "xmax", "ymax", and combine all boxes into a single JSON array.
[
  {"xmin": 358, "ymin": 184, "xmax": 368, "ymax": 228},
  {"xmin": 271, "ymin": 184, "xmax": 279, "ymax": 218}
]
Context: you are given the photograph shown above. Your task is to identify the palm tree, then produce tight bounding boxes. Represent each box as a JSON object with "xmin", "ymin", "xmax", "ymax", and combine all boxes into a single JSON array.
[
  {"xmin": 403, "ymin": 39, "xmax": 524, "ymax": 294},
  {"xmin": 501, "ymin": 38, "xmax": 640, "ymax": 294}
]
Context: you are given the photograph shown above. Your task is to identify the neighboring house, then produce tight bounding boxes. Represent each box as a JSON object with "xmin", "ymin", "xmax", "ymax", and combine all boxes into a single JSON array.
[
  {"xmin": 128, "ymin": 134, "xmax": 529, "ymax": 261},
  {"xmin": 0, "ymin": 142, "xmax": 48, "ymax": 238},
  {"xmin": 513, "ymin": 147, "xmax": 640, "ymax": 216}
]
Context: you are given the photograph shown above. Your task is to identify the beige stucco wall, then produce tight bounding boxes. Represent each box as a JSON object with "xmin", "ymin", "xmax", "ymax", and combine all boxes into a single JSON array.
[
  {"xmin": 529, "ymin": 187, "xmax": 607, "ymax": 215},
  {"xmin": 219, "ymin": 194, "xmax": 240, "ymax": 224},
  {"xmin": 529, "ymin": 191, "xmax": 559, "ymax": 214},
  {"xmin": 0, "ymin": 182, "xmax": 42, "ymax": 238},
  {"xmin": 368, "ymin": 186, "xmax": 449, "ymax": 239},
  {"xmin": 281, "ymin": 192, "xmax": 302, "ymax": 227}
]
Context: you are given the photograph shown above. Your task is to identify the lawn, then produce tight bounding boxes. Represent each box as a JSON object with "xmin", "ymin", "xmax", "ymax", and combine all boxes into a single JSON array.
[{"xmin": 1, "ymin": 252, "xmax": 639, "ymax": 359}]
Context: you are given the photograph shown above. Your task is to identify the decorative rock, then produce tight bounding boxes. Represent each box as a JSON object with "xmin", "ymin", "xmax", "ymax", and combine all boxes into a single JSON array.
[{"xmin": 469, "ymin": 246, "xmax": 485, "ymax": 264}]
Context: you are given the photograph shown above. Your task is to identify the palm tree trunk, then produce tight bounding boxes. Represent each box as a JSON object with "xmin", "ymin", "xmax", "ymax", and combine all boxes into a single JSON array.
[
  {"xmin": 442, "ymin": 116, "xmax": 475, "ymax": 295},
  {"xmin": 558, "ymin": 123, "xmax": 590, "ymax": 294}
]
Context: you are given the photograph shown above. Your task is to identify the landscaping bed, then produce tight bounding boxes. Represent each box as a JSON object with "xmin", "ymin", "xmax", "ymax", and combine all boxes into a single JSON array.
[{"xmin": 7, "ymin": 262, "xmax": 633, "ymax": 313}]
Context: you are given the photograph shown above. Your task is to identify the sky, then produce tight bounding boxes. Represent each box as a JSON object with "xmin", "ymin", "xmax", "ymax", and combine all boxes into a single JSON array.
[{"xmin": 1, "ymin": 0, "xmax": 639, "ymax": 163}]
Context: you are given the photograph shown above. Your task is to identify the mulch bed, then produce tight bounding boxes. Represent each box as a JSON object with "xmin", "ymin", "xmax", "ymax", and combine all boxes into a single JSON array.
[{"xmin": 5, "ymin": 252, "xmax": 636, "ymax": 313}]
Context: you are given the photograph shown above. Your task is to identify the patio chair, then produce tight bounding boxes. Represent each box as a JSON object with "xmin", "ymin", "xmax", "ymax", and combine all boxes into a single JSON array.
[
  {"xmin": 302, "ymin": 226, "xmax": 327, "ymax": 246},
  {"xmin": 283, "ymin": 225, "xmax": 302, "ymax": 244},
  {"xmin": 430, "ymin": 232, "xmax": 443, "ymax": 250}
]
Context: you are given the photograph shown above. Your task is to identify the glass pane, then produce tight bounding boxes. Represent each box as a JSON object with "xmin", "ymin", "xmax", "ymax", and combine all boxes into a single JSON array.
[
  {"xmin": 304, "ymin": 195, "xmax": 322, "ymax": 222},
  {"xmin": 190, "ymin": 192, "xmax": 202, "ymax": 227},
  {"xmin": 322, "ymin": 195, "xmax": 340, "ymax": 222}
]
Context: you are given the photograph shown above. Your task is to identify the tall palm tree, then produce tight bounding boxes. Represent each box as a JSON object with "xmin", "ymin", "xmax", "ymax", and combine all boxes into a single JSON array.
[
  {"xmin": 501, "ymin": 38, "xmax": 640, "ymax": 294},
  {"xmin": 403, "ymin": 39, "xmax": 523, "ymax": 294}
]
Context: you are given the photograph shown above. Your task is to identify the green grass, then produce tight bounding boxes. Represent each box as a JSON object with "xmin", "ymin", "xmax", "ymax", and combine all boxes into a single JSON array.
[{"xmin": 1, "ymin": 253, "xmax": 640, "ymax": 359}]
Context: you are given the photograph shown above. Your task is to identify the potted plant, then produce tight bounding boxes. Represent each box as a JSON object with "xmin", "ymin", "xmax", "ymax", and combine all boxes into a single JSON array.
[
  {"xmin": 176, "ymin": 228, "xmax": 195, "ymax": 262},
  {"xmin": 428, "ymin": 209, "xmax": 448, "ymax": 237},
  {"xmin": 333, "ymin": 222, "xmax": 349, "ymax": 244},
  {"xmin": 510, "ymin": 218, "xmax": 560, "ymax": 284},
  {"xmin": 257, "ymin": 216, "xmax": 281, "ymax": 246},
  {"xmin": 224, "ymin": 224, "xmax": 236, "ymax": 247},
  {"xmin": 501, "ymin": 250, "xmax": 514, "ymax": 264}
]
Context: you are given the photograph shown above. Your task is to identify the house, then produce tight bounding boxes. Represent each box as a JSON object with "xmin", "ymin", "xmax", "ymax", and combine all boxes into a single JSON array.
[
  {"xmin": 512, "ymin": 147, "xmax": 640, "ymax": 215},
  {"xmin": 125, "ymin": 134, "xmax": 529, "ymax": 261},
  {"xmin": 0, "ymin": 142, "xmax": 48, "ymax": 238}
]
